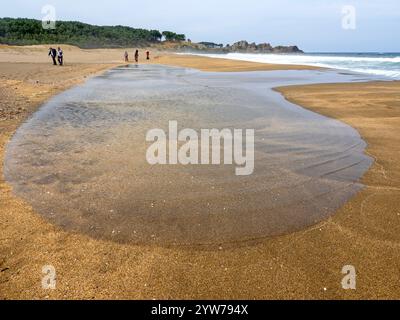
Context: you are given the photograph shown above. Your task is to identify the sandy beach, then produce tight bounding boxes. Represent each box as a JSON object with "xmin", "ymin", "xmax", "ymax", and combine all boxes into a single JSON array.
[
  {"xmin": 1, "ymin": 45, "xmax": 399, "ymax": 299},
  {"xmin": 153, "ymin": 53, "xmax": 321, "ymax": 72}
]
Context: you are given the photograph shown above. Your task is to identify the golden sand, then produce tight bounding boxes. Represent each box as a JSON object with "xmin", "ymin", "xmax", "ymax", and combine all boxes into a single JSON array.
[
  {"xmin": 0, "ymin": 45, "xmax": 399, "ymax": 299},
  {"xmin": 153, "ymin": 53, "xmax": 321, "ymax": 72}
]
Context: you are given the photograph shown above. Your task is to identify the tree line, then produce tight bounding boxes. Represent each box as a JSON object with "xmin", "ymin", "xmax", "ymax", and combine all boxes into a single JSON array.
[{"xmin": 0, "ymin": 18, "xmax": 186, "ymax": 48}]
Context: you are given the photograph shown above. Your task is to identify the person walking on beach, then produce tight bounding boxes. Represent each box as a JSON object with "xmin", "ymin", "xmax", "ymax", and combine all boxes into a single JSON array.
[
  {"xmin": 57, "ymin": 47, "xmax": 63, "ymax": 66},
  {"xmin": 48, "ymin": 47, "xmax": 57, "ymax": 65},
  {"xmin": 146, "ymin": 51, "xmax": 150, "ymax": 60},
  {"xmin": 124, "ymin": 51, "xmax": 129, "ymax": 62},
  {"xmin": 134, "ymin": 50, "xmax": 139, "ymax": 64}
]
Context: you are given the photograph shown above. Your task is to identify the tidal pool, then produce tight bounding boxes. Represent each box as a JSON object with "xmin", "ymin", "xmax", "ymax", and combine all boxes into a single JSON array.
[{"xmin": 4, "ymin": 65, "xmax": 374, "ymax": 245}]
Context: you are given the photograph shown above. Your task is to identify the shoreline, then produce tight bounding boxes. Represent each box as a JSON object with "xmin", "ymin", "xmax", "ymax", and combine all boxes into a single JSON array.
[
  {"xmin": 1, "ymin": 47, "xmax": 399, "ymax": 299},
  {"xmin": 152, "ymin": 53, "xmax": 321, "ymax": 72}
]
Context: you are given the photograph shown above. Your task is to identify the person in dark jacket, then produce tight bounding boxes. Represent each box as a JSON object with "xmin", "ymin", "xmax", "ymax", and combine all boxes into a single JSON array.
[
  {"xmin": 48, "ymin": 47, "xmax": 57, "ymax": 65},
  {"xmin": 134, "ymin": 50, "xmax": 139, "ymax": 63}
]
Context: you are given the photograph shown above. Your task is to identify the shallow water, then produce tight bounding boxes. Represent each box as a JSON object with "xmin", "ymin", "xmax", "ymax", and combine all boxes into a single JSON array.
[{"xmin": 4, "ymin": 65, "xmax": 375, "ymax": 245}]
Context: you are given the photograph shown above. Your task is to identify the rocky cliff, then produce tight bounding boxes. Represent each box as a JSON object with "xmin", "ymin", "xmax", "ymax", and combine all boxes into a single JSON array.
[
  {"xmin": 225, "ymin": 41, "xmax": 303, "ymax": 53},
  {"xmin": 161, "ymin": 40, "xmax": 303, "ymax": 54}
]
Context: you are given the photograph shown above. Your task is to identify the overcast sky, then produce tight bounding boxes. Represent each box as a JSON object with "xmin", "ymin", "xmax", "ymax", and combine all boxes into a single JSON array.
[{"xmin": 2, "ymin": 0, "xmax": 399, "ymax": 52}]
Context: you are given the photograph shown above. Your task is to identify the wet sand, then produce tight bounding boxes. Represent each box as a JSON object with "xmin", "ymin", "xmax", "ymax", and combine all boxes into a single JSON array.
[{"xmin": 1, "ymin": 46, "xmax": 400, "ymax": 299}]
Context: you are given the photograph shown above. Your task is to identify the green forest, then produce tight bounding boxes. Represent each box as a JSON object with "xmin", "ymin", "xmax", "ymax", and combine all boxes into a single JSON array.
[{"xmin": 0, "ymin": 18, "xmax": 186, "ymax": 48}]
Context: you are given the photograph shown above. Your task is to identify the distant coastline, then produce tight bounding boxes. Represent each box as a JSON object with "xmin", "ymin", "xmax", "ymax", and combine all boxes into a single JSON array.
[{"xmin": 0, "ymin": 17, "xmax": 302, "ymax": 54}]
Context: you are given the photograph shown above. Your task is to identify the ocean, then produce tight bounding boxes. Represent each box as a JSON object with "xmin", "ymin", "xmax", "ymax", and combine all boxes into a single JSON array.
[{"xmin": 185, "ymin": 52, "xmax": 400, "ymax": 79}]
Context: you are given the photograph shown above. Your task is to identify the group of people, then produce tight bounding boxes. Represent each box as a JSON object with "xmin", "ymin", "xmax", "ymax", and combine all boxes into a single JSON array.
[
  {"xmin": 48, "ymin": 47, "xmax": 63, "ymax": 66},
  {"xmin": 124, "ymin": 50, "xmax": 150, "ymax": 63},
  {"xmin": 48, "ymin": 47, "xmax": 148, "ymax": 66}
]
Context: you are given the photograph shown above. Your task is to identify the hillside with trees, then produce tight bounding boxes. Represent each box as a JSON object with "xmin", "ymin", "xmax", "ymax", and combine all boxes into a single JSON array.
[
  {"xmin": 0, "ymin": 18, "xmax": 185, "ymax": 48},
  {"xmin": 0, "ymin": 17, "xmax": 302, "ymax": 53}
]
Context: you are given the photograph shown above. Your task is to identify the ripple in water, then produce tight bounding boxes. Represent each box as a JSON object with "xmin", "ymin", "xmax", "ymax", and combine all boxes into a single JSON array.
[{"xmin": 4, "ymin": 65, "xmax": 373, "ymax": 245}]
